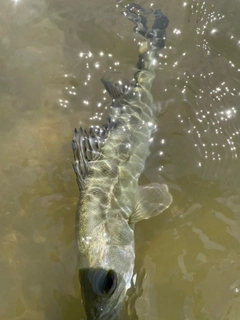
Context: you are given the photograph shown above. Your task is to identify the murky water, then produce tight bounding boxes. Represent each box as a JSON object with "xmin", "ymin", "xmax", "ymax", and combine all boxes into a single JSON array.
[{"xmin": 1, "ymin": 0, "xmax": 240, "ymax": 319}]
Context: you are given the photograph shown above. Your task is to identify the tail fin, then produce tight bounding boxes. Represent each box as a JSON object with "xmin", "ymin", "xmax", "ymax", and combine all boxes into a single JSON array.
[{"xmin": 122, "ymin": 4, "xmax": 169, "ymax": 71}]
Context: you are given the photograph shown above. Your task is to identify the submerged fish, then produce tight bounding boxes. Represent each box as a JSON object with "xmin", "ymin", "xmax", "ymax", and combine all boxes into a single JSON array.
[{"xmin": 72, "ymin": 3, "xmax": 172, "ymax": 320}]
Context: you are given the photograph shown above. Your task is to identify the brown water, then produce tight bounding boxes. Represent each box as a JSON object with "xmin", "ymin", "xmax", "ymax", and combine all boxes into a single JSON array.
[{"xmin": 1, "ymin": 0, "xmax": 240, "ymax": 319}]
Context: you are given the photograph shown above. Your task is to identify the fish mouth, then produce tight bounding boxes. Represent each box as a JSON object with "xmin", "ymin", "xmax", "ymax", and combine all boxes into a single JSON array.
[
  {"xmin": 93, "ymin": 281, "xmax": 124, "ymax": 320},
  {"xmin": 79, "ymin": 268, "xmax": 126, "ymax": 320}
]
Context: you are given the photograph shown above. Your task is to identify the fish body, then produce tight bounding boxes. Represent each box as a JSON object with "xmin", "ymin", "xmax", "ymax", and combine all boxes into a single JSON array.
[{"xmin": 72, "ymin": 4, "xmax": 172, "ymax": 319}]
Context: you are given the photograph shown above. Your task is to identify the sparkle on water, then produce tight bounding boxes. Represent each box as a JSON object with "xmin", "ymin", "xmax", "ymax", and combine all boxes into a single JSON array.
[{"xmin": 2, "ymin": 0, "xmax": 240, "ymax": 319}]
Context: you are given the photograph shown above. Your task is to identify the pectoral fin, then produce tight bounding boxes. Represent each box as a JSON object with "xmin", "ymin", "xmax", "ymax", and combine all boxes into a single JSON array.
[{"xmin": 130, "ymin": 183, "xmax": 172, "ymax": 224}]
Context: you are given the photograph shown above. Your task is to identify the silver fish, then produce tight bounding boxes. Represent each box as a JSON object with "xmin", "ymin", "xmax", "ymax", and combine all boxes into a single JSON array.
[{"xmin": 72, "ymin": 4, "xmax": 172, "ymax": 320}]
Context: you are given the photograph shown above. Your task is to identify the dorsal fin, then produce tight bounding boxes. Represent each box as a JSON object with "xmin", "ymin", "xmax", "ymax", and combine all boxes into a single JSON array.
[
  {"xmin": 101, "ymin": 72, "xmax": 132, "ymax": 100},
  {"xmin": 72, "ymin": 126, "xmax": 108, "ymax": 190}
]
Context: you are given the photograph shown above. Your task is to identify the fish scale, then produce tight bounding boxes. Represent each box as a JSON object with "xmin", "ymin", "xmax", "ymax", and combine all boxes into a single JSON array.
[{"xmin": 72, "ymin": 3, "xmax": 172, "ymax": 320}]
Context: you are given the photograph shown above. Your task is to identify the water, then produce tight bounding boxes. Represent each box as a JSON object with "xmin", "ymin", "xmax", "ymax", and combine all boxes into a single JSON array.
[{"xmin": 1, "ymin": 0, "xmax": 240, "ymax": 319}]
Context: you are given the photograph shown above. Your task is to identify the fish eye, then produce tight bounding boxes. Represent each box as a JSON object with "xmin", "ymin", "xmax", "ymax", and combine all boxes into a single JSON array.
[{"xmin": 102, "ymin": 270, "xmax": 117, "ymax": 296}]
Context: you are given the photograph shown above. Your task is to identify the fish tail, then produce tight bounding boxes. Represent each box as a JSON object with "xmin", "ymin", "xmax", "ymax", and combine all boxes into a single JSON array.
[{"xmin": 123, "ymin": 4, "xmax": 169, "ymax": 90}]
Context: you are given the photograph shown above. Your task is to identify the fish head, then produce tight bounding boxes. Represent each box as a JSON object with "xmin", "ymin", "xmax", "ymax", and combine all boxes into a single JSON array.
[{"xmin": 79, "ymin": 246, "xmax": 135, "ymax": 320}]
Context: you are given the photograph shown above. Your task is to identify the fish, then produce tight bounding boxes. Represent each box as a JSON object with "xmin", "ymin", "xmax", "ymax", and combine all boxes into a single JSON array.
[{"xmin": 71, "ymin": 3, "xmax": 172, "ymax": 320}]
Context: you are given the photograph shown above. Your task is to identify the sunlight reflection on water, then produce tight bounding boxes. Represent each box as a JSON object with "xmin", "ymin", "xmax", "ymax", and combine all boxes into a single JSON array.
[{"xmin": 1, "ymin": 0, "xmax": 240, "ymax": 319}]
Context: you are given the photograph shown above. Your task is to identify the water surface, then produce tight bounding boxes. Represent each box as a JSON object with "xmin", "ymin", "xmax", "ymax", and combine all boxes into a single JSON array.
[{"xmin": 1, "ymin": 0, "xmax": 240, "ymax": 319}]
